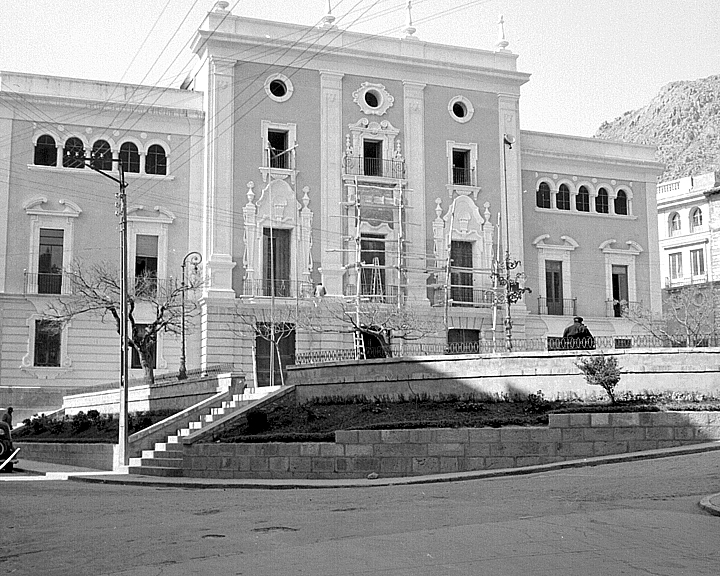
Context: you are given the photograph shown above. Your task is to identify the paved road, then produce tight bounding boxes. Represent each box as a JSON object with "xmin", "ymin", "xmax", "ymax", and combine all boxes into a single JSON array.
[{"xmin": 2, "ymin": 451, "xmax": 719, "ymax": 576}]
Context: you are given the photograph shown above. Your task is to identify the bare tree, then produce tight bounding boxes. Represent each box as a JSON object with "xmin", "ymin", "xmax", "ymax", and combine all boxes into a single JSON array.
[
  {"xmin": 231, "ymin": 302, "xmax": 298, "ymax": 386},
  {"xmin": 621, "ymin": 284, "xmax": 717, "ymax": 346},
  {"xmin": 304, "ymin": 297, "xmax": 439, "ymax": 357},
  {"xmin": 43, "ymin": 260, "xmax": 203, "ymax": 384}
]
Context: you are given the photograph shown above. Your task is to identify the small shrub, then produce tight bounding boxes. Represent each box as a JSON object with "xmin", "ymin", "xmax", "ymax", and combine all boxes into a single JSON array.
[
  {"xmin": 576, "ymin": 354, "xmax": 622, "ymax": 404},
  {"xmin": 525, "ymin": 390, "xmax": 551, "ymax": 414},
  {"xmin": 71, "ymin": 412, "xmax": 91, "ymax": 433},
  {"xmin": 246, "ymin": 409, "xmax": 269, "ymax": 434}
]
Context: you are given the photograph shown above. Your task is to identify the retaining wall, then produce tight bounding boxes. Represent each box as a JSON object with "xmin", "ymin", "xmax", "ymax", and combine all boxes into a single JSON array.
[
  {"xmin": 62, "ymin": 372, "xmax": 244, "ymax": 415},
  {"xmin": 288, "ymin": 348, "xmax": 720, "ymax": 401},
  {"xmin": 181, "ymin": 411, "xmax": 720, "ymax": 479},
  {"xmin": 16, "ymin": 442, "xmax": 115, "ymax": 471}
]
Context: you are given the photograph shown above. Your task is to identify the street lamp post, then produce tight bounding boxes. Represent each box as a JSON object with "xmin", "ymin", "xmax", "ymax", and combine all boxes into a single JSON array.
[
  {"xmin": 72, "ymin": 151, "xmax": 129, "ymax": 467},
  {"xmin": 496, "ymin": 134, "xmax": 531, "ymax": 352},
  {"xmin": 178, "ymin": 251, "xmax": 202, "ymax": 380}
]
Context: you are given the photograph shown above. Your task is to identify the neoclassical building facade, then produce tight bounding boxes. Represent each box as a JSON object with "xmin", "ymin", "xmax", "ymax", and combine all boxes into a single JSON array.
[{"xmin": 0, "ymin": 4, "xmax": 664, "ymax": 412}]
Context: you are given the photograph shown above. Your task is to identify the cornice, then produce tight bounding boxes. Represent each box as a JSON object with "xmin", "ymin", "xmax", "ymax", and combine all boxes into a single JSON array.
[{"xmin": 0, "ymin": 92, "xmax": 205, "ymax": 121}]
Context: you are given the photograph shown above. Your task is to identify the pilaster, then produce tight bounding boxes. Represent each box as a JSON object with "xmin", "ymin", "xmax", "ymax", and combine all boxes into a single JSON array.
[
  {"xmin": 203, "ymin": 56, "xmax": 237, "ymax": 298},
  {"xmin": 498, "ymin": 94, "xmax": 524, "ymax": 264},
  {"xmin": 403, "ymin": 81, "xmax": 427, "ymax": 302},
  {"xmin": 319, "ymin": 70, "xmax": 344, "ymax": 294},
  {"xmin": 0, "ymin": 112, "xmax": 12, "ymax": 292}
]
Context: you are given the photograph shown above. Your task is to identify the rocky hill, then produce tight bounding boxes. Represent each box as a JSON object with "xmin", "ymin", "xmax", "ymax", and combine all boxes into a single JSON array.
[{"xmin": 594, "ymin": 75, "xmax": 720, "ymax": 181}]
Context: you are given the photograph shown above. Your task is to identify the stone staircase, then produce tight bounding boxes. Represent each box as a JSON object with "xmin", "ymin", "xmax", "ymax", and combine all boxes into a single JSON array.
[{"xmin": 128, "ymin": 386, "xmax": 280, "ymax": 477}]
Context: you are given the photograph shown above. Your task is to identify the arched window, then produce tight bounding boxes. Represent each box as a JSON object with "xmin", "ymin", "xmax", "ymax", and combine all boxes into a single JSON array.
[
  {"xmin": 595, "ymin": 187, "xmax": 609, "ymax": 214},
  {"xmin": 145, "ymin": 144, "xmax": 167, "ymax": 175},
  {"xmin": 557, "ymin": 184, "xmax": 570, "ymax": 210},
  {"xmin": 63, "ymin": 137, "xmax": 85, "ymax": 169},
  {"xmin": 576, "ymin": 185, "xmax": 590, "ymax": 212},
  {"xmin": 669, "ymin": 212, "xmax": 681, "ymax": 236},
  {"xmin": 34, "ymin": 135, "xmax": 57, "ymax": 166},
  {"xmin": 536, "ymin": 182, "xmax": 551, "ymax": 209},
  {"xmin": 91, "ymin": 140, "xmax": 113, "ymax": 171},
  {"xmin": 614, "ymin": 190, "xmax": 628, "ymax": 215},
  {"xmin": 690, "ymin": 208, "xmax": 703, "ymax": 232},
  {"xmin": 119, "ymin": 142, "xmax": 140, "ymax": 173}
]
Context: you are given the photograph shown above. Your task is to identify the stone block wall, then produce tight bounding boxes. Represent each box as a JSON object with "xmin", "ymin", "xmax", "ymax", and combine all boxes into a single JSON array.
[
  {"xmin": 16, "ymin": 442, "xmax": 115, "ymax": 471},
  {"xmin": 181, "ymin": 411, "xmax": 720, "ymax": 479},
  {"xmin": 288, "ymin": 348, "xmax": 720, "ymax": 401}
]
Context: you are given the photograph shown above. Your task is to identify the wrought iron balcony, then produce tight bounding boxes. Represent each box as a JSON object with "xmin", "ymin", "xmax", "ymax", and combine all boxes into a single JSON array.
[
  {"xmin": 343, "ymin": 283, "xmax": 402, "ymax": 305},
  {"xmin": 343, "ymin": 156, "xmax": 405, "ymax": 179},
  {"xmin": 23, "ymin": 271, "xmax": 65, "ymax": 295},
  {"xmin": 241, "ymin": 279, "xmax": 315, "ymax": 299},
  {"xmin": 431, "ymin": 286, "xmax": 496, "ymax": 308},
  {"xmin": 537, "ymin": 297, "xmax": 577, "ymax": 316},
  {"xmin": 452, "ymin": 166, "xmax": 474, "ymax": 186}
]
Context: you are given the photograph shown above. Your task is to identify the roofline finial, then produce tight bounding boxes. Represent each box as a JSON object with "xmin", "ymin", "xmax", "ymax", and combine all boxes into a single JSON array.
[
  {"xmin": 320, "ymin": 0, "xmax": 336, "ymax": 28},
  {"xmin": 404, "ymin": 1, "xmax": 417, "ymax": 39},
  {"xmin": 496, "ymin": 14, "xmax": 510, "ymax": 51}
]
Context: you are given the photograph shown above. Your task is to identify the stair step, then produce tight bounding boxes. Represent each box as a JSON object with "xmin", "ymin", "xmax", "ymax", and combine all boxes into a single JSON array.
[
  {"xmin": 135, "ymin": 457, "xmax": 184, "ymax": 468},
  {"xmin": 128, "ymin": 465, "xmax": 184, "ymax": 477},
  {"xmin": 166, "ymin": 436, "xmax": 180, "ymax": 444},
  {"xmin": 188, "ymin": 421, "xmax": 203, "ymax": 430},
  {"xmin": 177, "ymin": 429, "xmax": 191, "ymax": 436},
  {"xmin": 144, "ymin": 449, "xmax": 183, "ymax": 459}
]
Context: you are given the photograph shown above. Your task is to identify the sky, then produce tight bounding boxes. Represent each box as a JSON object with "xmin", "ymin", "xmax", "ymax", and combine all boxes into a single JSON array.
[{"xmin": 1, "ymin": 0, "xmax": 719, "ymax": 137}]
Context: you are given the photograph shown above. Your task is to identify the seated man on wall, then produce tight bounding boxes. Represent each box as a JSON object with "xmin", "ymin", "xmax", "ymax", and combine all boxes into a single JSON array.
[{"xmin": 562, "ymin": 316, "xmax": 595, "ymax": 350}]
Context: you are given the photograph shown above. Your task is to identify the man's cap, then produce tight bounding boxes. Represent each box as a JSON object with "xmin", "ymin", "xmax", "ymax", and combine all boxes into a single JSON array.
[{"xmin": 573, "ymin": 316, "xmax": 583, "ymax": 322}]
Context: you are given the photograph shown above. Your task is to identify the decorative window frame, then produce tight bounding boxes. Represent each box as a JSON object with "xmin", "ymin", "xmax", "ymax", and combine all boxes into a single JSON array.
[
  {"xmin": 433, "ymin": 196, "xmax": 495, "ymax": 291},
  {"xmin": 448, "ymin": 95, "xmax": 474, "ymax": 124},
  {"xmin": 21, "ymin": 315, "xmax": 72, "ymax": 378},
  {"xmin": 24, "ymin": 196, "xmax": 82, "ymax": 295},
  {"xmin": 352, "ymin": 82, "xmax": 394, "ymax": 116},
  {"xmin": 264, "ymin": 73, "xmax": 294, "ymax": 103},
  {"xmin": 260, "ymin": 120, "xmax": 297, "ymax": 184},
  {"xmin": 535, "ymin": 179, "xmax": 553, "ymax": 209},
  {"xmin": 242, "ymin": 180, "xmax": 314, "ymax": 293},
  {"xmin": 532, "ymin": 176, "xmax": 635, "ymax": 218},
  {"xmin": 28, "ymin": 130, "xmax": 173, "ymax": 180},
  {"xmin": 32, "ymin": 130, "xmax": 62, "ymax": 166},
  {"xmin": 126, "ymin": 206, "xmax": 174, "ymax": 373},
  {"xmin": 345, "ymin": 119, "xmax": 403, "ymax": 182},
  {"xmin": 669, "ymin": 212, "xmax": 681, "ymax": 236},
  {"xmin": 599, "ymin": 239, "xmax": 643, "ymax": 304},
  {"xmin": 446, "ymin": 141, "xmax": 480, "ymax": 199},
  {"xmin": 690, "ymin": 207, "xmax": 703, "ymax": 232},
  {"xmin": 127, "ymin": 205, "xmax": 175, "ymax": 285},
  {"xmin": 532, "ymin": 234, "xmax": 578, "ymax": 314}
]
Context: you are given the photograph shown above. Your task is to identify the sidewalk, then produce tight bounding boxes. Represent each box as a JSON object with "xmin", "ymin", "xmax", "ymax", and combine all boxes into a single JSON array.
[{"xmin": 12, "ymin": 441, "xmax": 720, "ymax": 501}]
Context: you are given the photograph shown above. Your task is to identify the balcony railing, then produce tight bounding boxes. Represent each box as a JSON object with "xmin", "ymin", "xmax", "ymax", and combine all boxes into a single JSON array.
[
  {"xmin": 537, "ymin": 297, "xmax": 577, "ymax": 316},
  {"xmin": 431, "ymin": 286, "xmax": 496, "ymax": 308},
  {"xmin": 23, "ymin": 271, "xmax": 65, "ymax": 295},
  {"xmin": 452, "ymin": 166, "xmax": 474, "ymax": 186},
  {"xmin": 343, "ymin": 156, "xmax": 405, "ymax": 179},
  {"xmin": 294, "ymin": 334, "xmax": 720, "ymax": 364},
  {"xmin": 241, "ymin": 279, "xmax": 315, "ymax": 299},
  {"xmin": 344, "ymin": 283, "xmax": 402, "ymax": 305}
]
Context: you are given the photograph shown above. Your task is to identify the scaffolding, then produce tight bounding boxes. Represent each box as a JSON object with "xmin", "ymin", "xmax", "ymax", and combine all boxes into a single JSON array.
[{"xmin": 341, "ymin": 175, "xmax": 408, "ymax": 359}]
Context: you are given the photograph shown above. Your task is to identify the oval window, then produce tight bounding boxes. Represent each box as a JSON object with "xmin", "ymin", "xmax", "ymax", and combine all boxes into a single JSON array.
[{"xmin": 269, "ymin": 79, "xmax": 287, "ymax": 98}]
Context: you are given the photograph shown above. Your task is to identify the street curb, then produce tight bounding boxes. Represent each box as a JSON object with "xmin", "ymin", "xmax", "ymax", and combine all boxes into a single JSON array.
[
  {"xmin": 66, "ymin": 441, "xmax": 720, "ymax": 490},
  {"xmin": 699, "ymin": 494, "xmax": 720, "ymax": 516}
]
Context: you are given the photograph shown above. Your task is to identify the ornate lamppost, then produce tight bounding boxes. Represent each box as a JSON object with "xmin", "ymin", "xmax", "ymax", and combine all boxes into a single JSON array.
[
  {"xmin": 495, "ymin": 134, "xmax": 532, "ymax": 352},
  {"xmin": 178, "ymin": 251, "xmax": 202, "ymax": 380}
]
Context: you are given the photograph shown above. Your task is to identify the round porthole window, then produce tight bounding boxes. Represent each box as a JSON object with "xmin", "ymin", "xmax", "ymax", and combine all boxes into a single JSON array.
[
  {"xmin": 353, "ymin": 82, "xmax": 394, "ymax": 116},
  {"xmin": 264, "ymin": 74, "xmax": 294, "ymax": 103},
  {"xmin": 448, "ymin": 95, "xmax": 474, "ymax": 123},
  {"xmin": 364, "ymin": 90, "xmax": 380, "ymax": 108}
]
